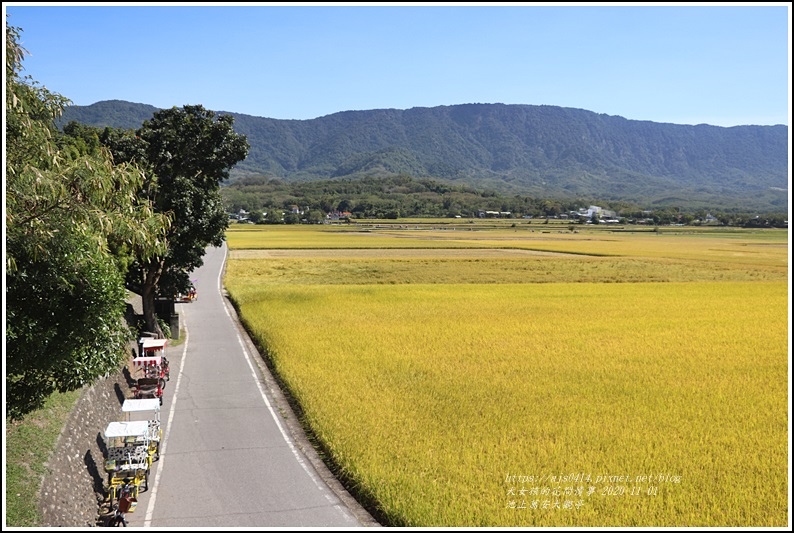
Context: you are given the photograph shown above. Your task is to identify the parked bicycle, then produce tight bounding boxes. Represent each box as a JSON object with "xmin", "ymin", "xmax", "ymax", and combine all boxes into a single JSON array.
[{"xmin": 109, "ymin": 482, "xmax": 137, "ymax": 526}]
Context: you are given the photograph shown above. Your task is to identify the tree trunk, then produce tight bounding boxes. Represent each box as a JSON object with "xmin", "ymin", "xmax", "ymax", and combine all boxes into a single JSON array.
[{"xmin": 141, "ymin": 259, "xmax": 165, "ymax": 338}]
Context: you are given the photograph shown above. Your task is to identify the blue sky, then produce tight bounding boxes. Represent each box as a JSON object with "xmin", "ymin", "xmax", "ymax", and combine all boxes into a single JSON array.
[{"xmin": 4, "ymin": 2, "xmax": 791, "ymax": 127}]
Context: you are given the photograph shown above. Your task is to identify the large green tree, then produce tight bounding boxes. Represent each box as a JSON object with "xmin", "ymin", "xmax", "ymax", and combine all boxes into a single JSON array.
[
  {"xmin": 5, "ymin": 21, "xmax": 169, "ymax": 418},
  {"xmin": 108, "ymin": 106, "xmax": 249, "ymax": 336}
]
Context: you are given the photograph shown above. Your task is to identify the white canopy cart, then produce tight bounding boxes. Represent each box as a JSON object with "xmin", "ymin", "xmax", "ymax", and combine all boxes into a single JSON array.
[
  {"xmin": 103, "ymin": 420, "xmax": 153, "ymax": 494},
  {"xmin": 121, "ymin": 398, "xmax": 162, "ymax": 458},
  {"xmin": 134, "ymin": 341, "xmax": 170, "ymax": 382},
  {"xmin": 139, "ymin": 338, "xmax": 167, "ymax": 356}
]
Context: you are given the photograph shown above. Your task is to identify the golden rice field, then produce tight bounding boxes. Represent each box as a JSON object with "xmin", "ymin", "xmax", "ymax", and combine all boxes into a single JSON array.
[{"xmin": 223, "ymin": 224, "xmax": 789, "ymax": 526}]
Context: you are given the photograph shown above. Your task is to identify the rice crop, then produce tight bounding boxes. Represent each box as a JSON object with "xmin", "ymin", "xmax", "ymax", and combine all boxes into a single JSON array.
[
  {"xmin": 223, "ymin": 224, "xmax": 789, "ymax": 526},
  {"xmin": 226, "ymin": 254, "xmax": 786, "ymax": 285},
  {"xmin": 226, "ymin": 225, "xmax": 788, "ymax": 269}
]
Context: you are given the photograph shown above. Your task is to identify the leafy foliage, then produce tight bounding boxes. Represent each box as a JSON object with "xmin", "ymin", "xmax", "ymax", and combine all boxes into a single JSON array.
[
  {"xmin": 6, "ymin": 236, "xmax": 130, "ymax": 417},
  {"xmin": 93, "ymin": 105, "xmax": 249, "ymax": 334},
  {"xmin": 5, "ymin": 21, "xmax": 168, "ymax": 419},
  {"xmin": 132, "ymin": 105, "xmax": 250, "ymax": 298}
]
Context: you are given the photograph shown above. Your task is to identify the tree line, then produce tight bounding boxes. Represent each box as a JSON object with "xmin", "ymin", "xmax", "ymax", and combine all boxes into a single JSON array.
[
  {"xmin": 5, "ymin": 21, "xmax": 249, "ymax": 419},
  {"xmin": 221, "ymin": 174, "xmax": 788, "ymax": 227}
]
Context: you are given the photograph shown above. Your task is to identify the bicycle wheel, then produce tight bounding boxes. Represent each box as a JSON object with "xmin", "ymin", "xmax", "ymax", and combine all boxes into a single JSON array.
[{"xmin": 113, "ymin": 513, "xmax": 127, "ymax": 527}]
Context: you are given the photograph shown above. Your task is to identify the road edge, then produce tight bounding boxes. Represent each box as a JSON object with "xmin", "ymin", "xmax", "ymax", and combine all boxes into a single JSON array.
[{"xmin": 218, "ymin": 250, "xmax": 381, "ymax": 528}]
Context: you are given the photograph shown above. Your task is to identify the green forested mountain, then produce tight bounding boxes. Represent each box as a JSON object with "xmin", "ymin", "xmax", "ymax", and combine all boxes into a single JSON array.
[
  {"xmin": 59, "ymin": 100, "xmax": 789, "ymax": 212},
  {"xmin": 60, "ymin": 99, "xmax": 160, "ymax": 131}
]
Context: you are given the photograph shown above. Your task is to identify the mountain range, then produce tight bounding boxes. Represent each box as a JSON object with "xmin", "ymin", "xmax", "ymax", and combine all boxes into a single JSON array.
[{"xmin": 59, "ymin": 100, "xmax": 789, "ymax": 212}]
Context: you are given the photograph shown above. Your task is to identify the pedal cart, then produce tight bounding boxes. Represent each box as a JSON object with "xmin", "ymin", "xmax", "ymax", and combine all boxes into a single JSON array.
[
  {"xmin": 103, "ymin": 420, "xmax": 152, "ymax": 504},
  {"xmin": 176, "ymin": 280, "xmax": 197, "ymax": 302},
  {"xmin": 121, "ymin": 398, "xmax": 162, "ymax": 462},
  {"xmin": 139, "ymin": 337, "xmax": 167, "ymax": 357},
  {"xmin": 133, "ymin": 376, "xmax": 164, "ymax": 405},
  {"xmin": 133, "ymin": 355, "xmax": 169, "ymax": 383},
  {"xmin": 138, "ymin": 338, "xmax": 170, "ymax": 381}
]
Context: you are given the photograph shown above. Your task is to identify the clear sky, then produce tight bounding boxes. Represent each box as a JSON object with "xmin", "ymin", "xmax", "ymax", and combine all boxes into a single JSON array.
[{"xmin": 3, "ymin": 2, "xmax": 791, "ymax": 127}]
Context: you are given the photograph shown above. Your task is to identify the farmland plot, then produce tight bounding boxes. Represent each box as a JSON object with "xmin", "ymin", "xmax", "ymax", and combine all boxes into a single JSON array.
[{"xmin": 224, "ymin": 225, "xmax": 789, "ymax": 526}]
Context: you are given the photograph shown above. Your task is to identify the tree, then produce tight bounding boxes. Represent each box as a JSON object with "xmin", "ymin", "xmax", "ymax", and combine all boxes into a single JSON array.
[
  {"xmin": 337, "ymin": 198, "xmax": 354, "ymax": 212},
  {"xmin": 264, "ymin": 208, "xmax": 283, "ymax": 224},
  {"xmin": 306, "ymin": 209, "xmax": 326, "ymax": 224},
  {"xmin": 5, "ymin": 21, "xmax": 169, "ymax": 418},
  {"xmin": 116, "ymin": 105, "xmax": 249, "ymax": 336},
  {"xmin": 283, "ymin": 212, "xmax": 301, "ymax": 224}
]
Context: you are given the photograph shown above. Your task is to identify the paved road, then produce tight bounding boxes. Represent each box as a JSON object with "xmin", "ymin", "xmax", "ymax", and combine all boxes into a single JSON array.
[{"xmin": 126, "ymin": 244, "xmax": 374, "ymax": 527}]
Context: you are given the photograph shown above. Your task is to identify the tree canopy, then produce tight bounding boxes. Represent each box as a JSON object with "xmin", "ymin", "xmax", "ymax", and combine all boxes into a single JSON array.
[
  {"xmin": 100, "ymin": 105, "xmax": 249, "ymax": 335},
  {"xmin": 5, "ymin": 21, "xmax": 169, "ymax": 418}
]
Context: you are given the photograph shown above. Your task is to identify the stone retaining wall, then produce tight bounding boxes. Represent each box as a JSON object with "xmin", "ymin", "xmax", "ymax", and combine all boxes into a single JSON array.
[
  {"xmin": 38, "ymin": 297, "xmax": 142, "ymax": 527},
  {"xmin": 37, "ymin": 357, "xmax": 134, "ymax": 527}
]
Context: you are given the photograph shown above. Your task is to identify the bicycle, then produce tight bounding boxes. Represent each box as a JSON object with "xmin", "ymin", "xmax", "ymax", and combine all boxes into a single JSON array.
[{"xmin": 108, "ymin": 483, "xmax": 137, "ymax": 527}]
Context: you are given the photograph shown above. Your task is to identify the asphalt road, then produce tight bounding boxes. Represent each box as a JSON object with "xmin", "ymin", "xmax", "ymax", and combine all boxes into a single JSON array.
[{"xmin": 125, "ymin": 244, "xmax": 374, "ymax": 527}]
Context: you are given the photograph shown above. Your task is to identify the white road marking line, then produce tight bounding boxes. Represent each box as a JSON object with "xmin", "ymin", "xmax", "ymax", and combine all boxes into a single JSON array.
[
  {"xmin": 143, "ymin": 245, "xmax": 353, "ymax": 525},
  {"xmin": 218, "ymin": 243, "xmax": 348, "ymax": 508},
  {"xmin": 143, "ymin": 310, "xmax": 189, "ymax": 526}
]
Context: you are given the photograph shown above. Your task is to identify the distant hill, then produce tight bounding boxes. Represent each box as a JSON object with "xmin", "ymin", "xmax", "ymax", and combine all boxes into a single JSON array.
[
  {"xmin": 59, "ymin": 100, "xmax": 789, "ymax": 212},
  {"xmin": 60, "ymin": 99, "xmax": 160, "ymax": 131}
]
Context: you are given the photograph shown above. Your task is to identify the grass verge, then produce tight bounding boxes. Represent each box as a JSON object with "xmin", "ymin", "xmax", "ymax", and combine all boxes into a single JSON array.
[{"xmin": 5, "ymin": 389, "xmax": 82, "ymax": 527}]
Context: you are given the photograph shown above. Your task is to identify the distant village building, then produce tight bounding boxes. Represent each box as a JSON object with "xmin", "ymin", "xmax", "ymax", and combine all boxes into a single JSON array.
[
  {"xmin": 477, "ymin": 210, "xmax": 511, "ymax": 218},
  {"xmin": 571, "ymin": 205, "xmax": 616, "ymax": 220},
  {"xmin": 326, "ymin": 210, "xmax": 353, "ymax": 221},
  {"xmin": 229, "ymin": 208, "xmax": 250, "ymax": 222}
]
